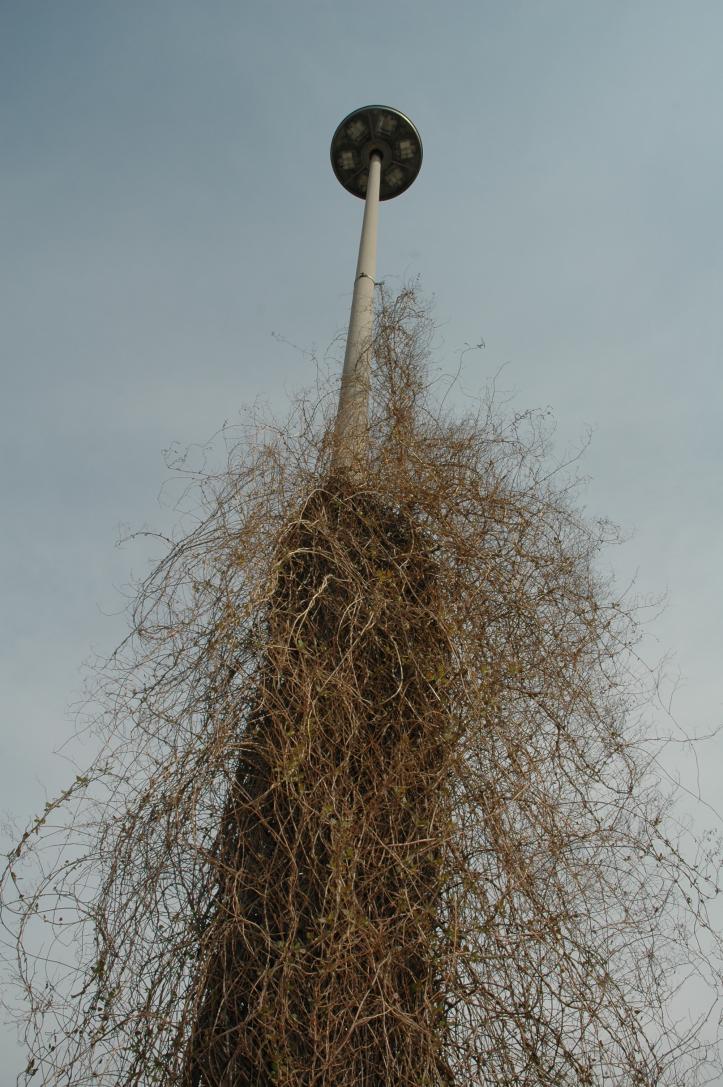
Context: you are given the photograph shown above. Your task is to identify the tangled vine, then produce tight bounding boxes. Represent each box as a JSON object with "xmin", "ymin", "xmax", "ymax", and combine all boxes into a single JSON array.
[{"xmin": 2, "ymin": 288, "xmax": 722, "ymax": 1085}]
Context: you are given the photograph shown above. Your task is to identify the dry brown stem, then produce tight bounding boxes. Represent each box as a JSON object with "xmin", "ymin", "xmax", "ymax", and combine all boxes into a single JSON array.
[{"xmin": 2, "ymin": 287, "xmax": 721, "ymax": 1085}]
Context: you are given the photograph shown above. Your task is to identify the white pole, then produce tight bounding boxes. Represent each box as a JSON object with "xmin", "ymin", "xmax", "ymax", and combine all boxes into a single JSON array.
[{"xmin": 331, "ymin": 151, "xmax": 382, "ymax": 473}]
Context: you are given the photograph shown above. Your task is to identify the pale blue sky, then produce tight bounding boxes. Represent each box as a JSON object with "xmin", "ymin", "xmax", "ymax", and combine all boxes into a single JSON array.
[{"xmin": 2, "ymin": 1, "xmax": 723, "ymax": 1075}]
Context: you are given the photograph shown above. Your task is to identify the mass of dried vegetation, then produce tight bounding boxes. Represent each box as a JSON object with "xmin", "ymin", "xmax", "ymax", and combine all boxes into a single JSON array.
[{"xmin": 2, "ymin": 288, "xmax": 722, "ymax": 1085}]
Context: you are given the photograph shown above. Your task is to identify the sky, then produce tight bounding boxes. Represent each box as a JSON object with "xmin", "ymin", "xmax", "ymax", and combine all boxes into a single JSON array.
[{"xmin": 2, "ymin": 0, "xmax": 723, "ymax": 1076}]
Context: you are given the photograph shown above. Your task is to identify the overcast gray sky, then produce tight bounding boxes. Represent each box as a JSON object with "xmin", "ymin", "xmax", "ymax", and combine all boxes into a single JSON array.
[{"xmin": 2, "ymin": 0, "xmax": 723, "ymax": 1076}]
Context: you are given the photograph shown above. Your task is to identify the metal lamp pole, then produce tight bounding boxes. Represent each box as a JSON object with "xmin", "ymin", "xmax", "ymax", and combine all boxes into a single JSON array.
[{"xmin": 329, "ymin": 105, "xmax": 423, "ymax": 472}]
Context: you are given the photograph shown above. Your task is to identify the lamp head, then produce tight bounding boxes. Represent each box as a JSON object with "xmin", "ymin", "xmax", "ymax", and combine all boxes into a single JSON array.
[{"xmin": 331, "ymin": 105, "xmax": 422, "ymax": 200}]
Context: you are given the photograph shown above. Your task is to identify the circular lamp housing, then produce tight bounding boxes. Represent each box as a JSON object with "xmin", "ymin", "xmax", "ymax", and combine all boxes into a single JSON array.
[{"xmin": 331, "ymin": 105, "xmax": 422, "ymax": 200}]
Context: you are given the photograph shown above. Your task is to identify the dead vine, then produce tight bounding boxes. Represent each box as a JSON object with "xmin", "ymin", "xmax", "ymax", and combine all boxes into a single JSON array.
[{"xmin": 2, "ymin": 287, "xmax": 721, "ymax": 1086}]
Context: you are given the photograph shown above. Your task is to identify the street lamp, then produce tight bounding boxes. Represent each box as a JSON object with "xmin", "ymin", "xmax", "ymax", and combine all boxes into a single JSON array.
[{"xmin": 330, "ymin": 105, "xmax": 422, "ymax": 471}]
